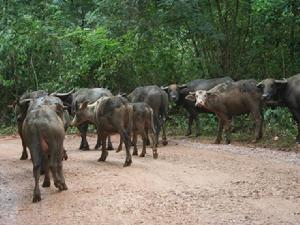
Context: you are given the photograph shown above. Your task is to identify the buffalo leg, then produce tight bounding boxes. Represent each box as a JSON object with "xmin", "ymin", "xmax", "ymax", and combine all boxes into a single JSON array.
[
  {"xmin": 98, "ymin": 134, "xmax": 108, "ymax": 162},
  {"xmin": 161, "ymin": 121, "xmax": 168, "ymax": 146},
  {"xmin": 32, "ymin": 164, "xmax": 41, "ymax": 202},
  {"xmin": 107, "ymin": 136, "xmax": 114, "ymax": 150},
  {"xmin": 123, "ymin": 130, "xmax": 132, "ymax": 167},
  {"xmin": 78, "ymin": 123, "xmax": 89, "ymax": 150},
  {"xmin": 145, "ymin": 128, "xmax": 150, "ymax": 145},
  {"xmin": 252, "ymin": 110, "xmax": 263, "ymax": 142},
  {"xmin": 224, "ymin": 118, "xmax": 232, "ymax": 144},
  {"xmin": 116, "ymin": 136, "xmax": 123, "ymax": 153},
  {"xmin": 132, "ymin": 132, "xmax": 138, "ymax": 156},
  {"xmin": 215, "ymin": 118, "xmax": 224, "ymax": 144},
  {"xmin": 148, "ymin": 131, "xmax": 158, "ymax": 159},
  {"xmin": 42, "ymin": 156, "xmax": 50, "ymax": 188},
  {"xmin": 18, "ymin": 122, "xmax": 28, "ymax": 160},
  {"xmin": 94, "ymin": 129, "xmax": 101, "ymax": 150},
  {"xmin": 195, "ymin": 115, "xmax": 201, "ymax": 137},
  {"xmin": 57, "ymin": 160, "xmax": 68, "ymax": 190},
  {"xmin": 290, "ymin": 110, "xmax": 300, "ymax": 143},
  {"xmin": 186, "ymin": 114, "xmax": 193, "ymax": 136}
]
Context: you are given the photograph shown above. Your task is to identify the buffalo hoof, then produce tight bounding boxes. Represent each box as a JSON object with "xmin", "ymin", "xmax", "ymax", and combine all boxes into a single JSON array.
[
  {"xmin": 61, "ymin": 183, "xmax": 68, "ymax": 191},
  {"xmin": 32, "ymin": 194, "xmax": 41, "ymax": 203},
  {"xmin": 214, "ymin": 139, "xmax": 221, "ymax": 144},
  {"xmin": 54, "ymin": 182, "xmax": 65, "ymax": 191},
  {"xmin": 146, "ymin": 140, "xmax": 150, "ymax": 145},
  {"xmin": 98, "ymin": 151, "xmax": 108, "ymax": 162},
  {"xmin": 107, "ymin": 144, "xmax": 114, "ymax": 151},
  {"xmin": 123, "ymin": 159, "xmax": 132, "ymax": 167},
  {"xmin": 94, "ymin": 144, "xmax": 100, "ymax": 150},
  {"xmin": 251, "ymin": 139, "xmax": 258, "ymax": 144},
  {"xmin": 225, "ymin": 140, "xmax": 231, "ymax": 144},
  {"xmin": 153, "ymin": 152, "xmax": 158, "ymax": 159},
  {"xmin": 162, "ymin": 140, "xmax": 168, "ymax": 146},
  {"xmin": 42, "ymin": 180, "xmax": 51, "ymax": 188},
  {"xmin": 185, "ymin": 132, "xmax": 192, "ymax": 137},
  {"xmin": 116, "ymin": 146, "xmax": 122, "ymax": 153},
  {"xmin": 80, "ymin": 143, "xmax": 90, "ymax": 150},
  {"xmin": 132, "ymin": 150, "xmax": 138, "ymax": 156},
  {"xmin": 63, "ymin": 151, "xmax": 68, "ymax": 161},
  {"xmin": 20, "ymin": 153, "xmax": 28, "ymax": 160},
  {"xmin": 139, "ymin": 153, "xmax": 145, "ymax": 157}
]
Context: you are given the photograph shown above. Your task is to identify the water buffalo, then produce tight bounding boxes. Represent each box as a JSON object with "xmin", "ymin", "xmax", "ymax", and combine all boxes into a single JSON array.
[
  {"xmin": 22, "ymin": 103, "xmax": 68, "ymax": 202},
  {"xmin": 15, "ymin": 90, "xmax": 48, "ymax": 160},
  {"xmin": 116, "ymin": 102, "xmax": 158, "ymax": 158},
  {"xmin": 161, "ymin": 77, "xmax": 233, "ymax": 137},
  {"xmin": 186, "ymin": 79, "xmax": 263, "ymax": 144},
  {"xmin": 71, "ymin": 96, "xmax": 133, "ymax": 167},
  {"xmin": 17, "ymin": 95, "xmax": 70, "ymax": 161},
  {"xmin": 128, "ymin": 85, "xmax": 168, "ymax": 146},
  {"xmin": 257, "ymin": 73, "xmax": 300, "ymax": 143},
  {"xmin": 52, "ymin": 88, "xmax": 113, "ymax": 150}
]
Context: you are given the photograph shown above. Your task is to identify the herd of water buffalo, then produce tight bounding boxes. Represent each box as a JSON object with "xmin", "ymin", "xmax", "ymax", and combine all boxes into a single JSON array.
[{"xmin": 14, "ymin": 73, "xmax": 300, "ymax": 202}]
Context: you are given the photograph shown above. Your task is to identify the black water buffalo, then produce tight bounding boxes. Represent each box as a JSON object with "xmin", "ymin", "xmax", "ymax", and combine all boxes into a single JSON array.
[
  {"xmin": 22, "ymin": 103, "xmax": 68, "ymax": 202},
  {"xmin": 128, "ymin": 85, "xmax": 168, "ymax": 145},
  {"xmin": 161, "ymin": 77, "xmax": 233, "ymax": 137},
  {"xmin": 186, "ymin": 79, "xmax": 263, "ymax": 144},
  {"xmin": 52, "ymin": 88, "xmax": 113, "ymax": 150},
  {"xmin": 116, "ymin": 102, "xmax": 158, "ymax": 158},
  {"xmin": 257, "ymin": 73, "xmax": 300, "ymax": 143},
  {"xmin": 17, "ymin": 95, "xmax": 70, "ymax": 161},
  {"xmin": 16, "ymin": 90, "xmax": 48, "ymax": 160},
  {"xmin": 71, "ymin": 96, "xmax": 133, "ymax": 167}
]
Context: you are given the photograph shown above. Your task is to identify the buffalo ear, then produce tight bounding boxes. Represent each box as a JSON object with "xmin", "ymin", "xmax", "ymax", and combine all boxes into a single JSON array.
[
  {"xmin": 79, "ymin": 101, "xmax": 89, "ymax": 110},
  {"xmin": 19, "ymin": 99, "xmax": 33, "ymax": 111},
  {"xmin": 54, "ymin": 103, "xmax": 64, "ymax": 116},
  {"xmin": 185, "ymin": 94, "xmax": 196, "ymax": 102},
  {"xmin": 206, "ymin": 92, "xmax": 218, "ymax": 98}
]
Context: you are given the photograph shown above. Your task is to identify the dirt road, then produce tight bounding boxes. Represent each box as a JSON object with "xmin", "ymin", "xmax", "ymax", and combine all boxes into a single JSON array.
[{"xmin": 0, "ymin": 135, "xmax": 300, "ymax": 225}]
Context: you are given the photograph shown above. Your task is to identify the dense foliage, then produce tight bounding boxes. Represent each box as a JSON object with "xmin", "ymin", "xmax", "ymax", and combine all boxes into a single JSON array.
[{"xmin": 0, "ymin": 0, "xmax": 299, "ymax": 141}]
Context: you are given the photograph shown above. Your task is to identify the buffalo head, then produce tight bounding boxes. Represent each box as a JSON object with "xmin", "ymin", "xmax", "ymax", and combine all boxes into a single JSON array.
[
  {"xmin": 161, "ymin": 84, "xmax": 187, "ymax": 102},
  {"xmin": 257, "ymin": 78, "xmax": 287, "ymax": 101}
]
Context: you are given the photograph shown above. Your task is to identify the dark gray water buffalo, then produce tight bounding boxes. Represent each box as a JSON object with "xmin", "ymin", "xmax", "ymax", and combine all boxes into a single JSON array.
[
  {"xmin": 161, "ymin": 77, "xmax": 233, "ymax": 137},
  {"xmin": 117, "ymin": 102, "xmax": 158, "ymax": 158},
  {"xmin": 22, "ymin": 103, "xmax": 68, "ymax": 202},
  {"xmin": 15, "ymin": 90, "xmax": 48, "ymax": 160},
  {"xmin": 71, "ymin": 96, "xmax": 133, "ymax": 167},
  {"xmin": 257, "ymin": 73, "xmax": 300, "ymax": 143},
  {"xmin": 16, "ymin": 94, "xmax": 70, "ymax": 160},
  {"xmin": 52, "ymin": 88, "xmax": 113, "ymax": 150},
  {"xmin": 186, "ymin": 79, "xmax": 263, "ymax": 144},
  {"xmin": 128, "ymin": 85, "xmax": 168, "ymax": 146}
]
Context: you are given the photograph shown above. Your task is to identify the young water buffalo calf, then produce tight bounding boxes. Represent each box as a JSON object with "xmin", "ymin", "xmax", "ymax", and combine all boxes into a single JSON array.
[
  {"xmin": 71, "ymin": 96, "xmax": 133, "ymax": 167},
  {"xmin": 22, "ymin": 103, "xmax": 68, "ymax": 202},
  {"xmin": 186, "ymin": 80, "xmax": 263, "ymax": 144},
  {"xmin": 117, "ymin": 102, "xmax": 158, "ymax": 158}
]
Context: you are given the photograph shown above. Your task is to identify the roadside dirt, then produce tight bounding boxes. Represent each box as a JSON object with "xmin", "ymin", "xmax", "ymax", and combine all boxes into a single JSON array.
[{"xmin": 0, "ymin": 135, "xmax": 300, "ymax": 225}]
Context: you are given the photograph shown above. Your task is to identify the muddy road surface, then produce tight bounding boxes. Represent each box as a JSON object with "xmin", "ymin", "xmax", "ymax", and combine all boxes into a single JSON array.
[{"xmin": 0, "ymin": 135, "xmax": 300, "ymax": 225}]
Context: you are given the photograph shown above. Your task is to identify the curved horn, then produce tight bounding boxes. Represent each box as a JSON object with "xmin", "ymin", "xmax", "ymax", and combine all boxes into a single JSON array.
[
  {"xmin": 274, "ymin": 79, "xmax": 287, "ymax": 84},
  {"xmin": 51, "ymin": 89, "xmax": 75, "ymax": 97},
  {"xmin": 161, "ymin": 85, "xmax": 168, "ymax": 91}
]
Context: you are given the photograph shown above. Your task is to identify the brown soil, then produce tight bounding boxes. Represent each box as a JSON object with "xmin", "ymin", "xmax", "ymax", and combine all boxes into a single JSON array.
[{"xmin": 0, "ymin": 135, "xmax": 300, "ymax": 225}]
